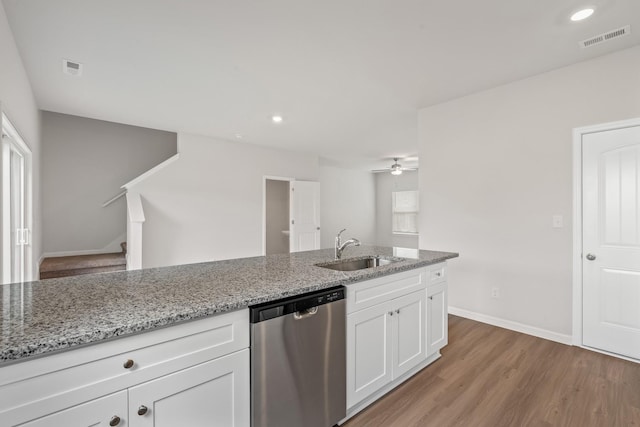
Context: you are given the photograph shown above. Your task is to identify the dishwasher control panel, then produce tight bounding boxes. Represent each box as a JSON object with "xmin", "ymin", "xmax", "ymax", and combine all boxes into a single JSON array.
[{"xmin": 250, "ymin": 287, "xmax": 345, "ymax": 323}]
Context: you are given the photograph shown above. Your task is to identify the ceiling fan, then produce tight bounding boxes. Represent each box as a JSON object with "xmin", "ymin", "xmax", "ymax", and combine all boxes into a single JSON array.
[{"xmin": 372, "ymin": 158, "xmax": 418, "ymax": 175}]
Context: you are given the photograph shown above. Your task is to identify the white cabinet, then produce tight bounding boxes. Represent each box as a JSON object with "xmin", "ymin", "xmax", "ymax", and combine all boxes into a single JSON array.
[
  {"xmin": 347, "ymin": 288, "xmax": 426, "ymax": 409},
  {"xmin": 427, "ymin": 282, "xmax": 448, "ymax": 356},
  {"xmin": 129, "ymin": 350, "xmax": 249, "ymax": 427},
  {"xmin": 347, "ymin": 300, "xmax": 393, "ymax": 407},
  {"xmin": 1, "ymin": 310, "xmax": 250, "ymax": 427},
  {"xmin": 345, "ymin": 264, "xmax": 447, "ymax": 415},
  {"xmin": 392, "ymin": 291, "xmax": 427, "ymax": 379},
  {"xmin": 17, "ymin": 391, "xmax": 127, "ymax": 427}
]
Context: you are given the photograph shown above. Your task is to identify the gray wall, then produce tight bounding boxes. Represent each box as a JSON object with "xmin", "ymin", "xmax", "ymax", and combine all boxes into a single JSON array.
[
  {"xmin": 319, "ymin": 165, "xmax": 377, "ymax": 249},
  {"xmin": 375, "ymin": 171, "xmax": 419, "ymax": 249},
  {"xmin": 0, "ymin": 3, "xmax": 41, "ymax": 280},
  {"xmin": 265, "ymin": 179, "xmax": 290, "ymax": 255},
  {"xmin": 42, "ymin": 112, "xmax": 177, "ymax": 255}
]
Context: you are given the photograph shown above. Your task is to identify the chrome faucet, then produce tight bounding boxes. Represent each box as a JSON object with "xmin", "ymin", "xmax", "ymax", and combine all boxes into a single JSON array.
[{"xmin": 335, "ymin": 228, "xmax": 360, "ymax": 259}]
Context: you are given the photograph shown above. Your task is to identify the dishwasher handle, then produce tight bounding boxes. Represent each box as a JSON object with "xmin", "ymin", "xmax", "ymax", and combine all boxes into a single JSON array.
[{"xmin": 293, "ymin": 306, "xmax": 319, "ymax": 320}]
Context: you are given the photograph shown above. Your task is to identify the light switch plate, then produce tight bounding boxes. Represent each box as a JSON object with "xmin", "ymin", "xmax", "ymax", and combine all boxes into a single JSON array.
[{"xmin": 552, "ymin": 215, "xmax": 563, "ymax": 228}]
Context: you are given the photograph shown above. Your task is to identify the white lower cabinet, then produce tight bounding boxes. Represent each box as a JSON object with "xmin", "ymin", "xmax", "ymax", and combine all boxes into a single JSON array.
[
  {"xmin": 2, "ymin": 310, "xmax": 250, "ymax": 427},
  {"xmin": 347, "ymin": 289, "xmax": 426, "ymax": 409},
  {"xmin": 129, "ymin": 349, "xmax": 249, "ymax": 427},
  {"xmin": 427, "ymin": 282, "xmax": 448, "ymax": 356},
  {"xmin": 345, "ymin": 264, "xmax": 449, "ymax": 415},
  {"xmin": 18, "ymin": 391, "xmax": 128, "ymax": 427}
]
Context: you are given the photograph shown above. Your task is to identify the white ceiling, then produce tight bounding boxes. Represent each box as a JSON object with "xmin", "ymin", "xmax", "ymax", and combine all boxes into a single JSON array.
[{"xmin": 4, "ymin": 0, "xmax": 640, "ymax": 170}]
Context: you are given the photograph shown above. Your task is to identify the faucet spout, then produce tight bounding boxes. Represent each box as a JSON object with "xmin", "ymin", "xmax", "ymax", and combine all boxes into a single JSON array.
[{"xmin": 335, "ymin": 228, "xmax": 360, "ymax": 259}]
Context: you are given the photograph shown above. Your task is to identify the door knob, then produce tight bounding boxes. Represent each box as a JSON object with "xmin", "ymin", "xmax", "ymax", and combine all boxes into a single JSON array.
[{"xmin": 586, "ymin": 253, "xmax": 596, "ymax": 261}]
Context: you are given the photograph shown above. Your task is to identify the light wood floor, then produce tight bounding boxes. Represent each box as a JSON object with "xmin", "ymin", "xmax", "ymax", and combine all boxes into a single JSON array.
[{"xmin": 343, "ymin": 315, "xmax": 640, "ymax": 427}]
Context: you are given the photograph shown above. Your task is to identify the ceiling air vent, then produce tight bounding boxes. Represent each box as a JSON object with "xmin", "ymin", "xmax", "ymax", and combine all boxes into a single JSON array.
[
  {"xmin": 580, "ymin": 25, "xmax": 631, "ymax": 48},
  {"xmin": 62, "ymin": 59, "xmax": 83, "ymax": 76}
]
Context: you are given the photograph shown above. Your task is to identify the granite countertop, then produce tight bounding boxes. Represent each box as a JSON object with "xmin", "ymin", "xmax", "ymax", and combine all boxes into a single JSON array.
[{"xmin": 0, "ymin": 246, "xmax": 458, "ymax": 365}]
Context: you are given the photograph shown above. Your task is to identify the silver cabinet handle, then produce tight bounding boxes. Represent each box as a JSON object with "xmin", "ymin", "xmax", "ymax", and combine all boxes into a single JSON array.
[
  {"xmin": 138, "ymin": 405, "xmax": 148, "ymax": 416},
  {"xmin": 395, "ymin": 309, "xmax": 400, "ymax": 314},
  {"xmin": 586, "ymin": 253, "xmax": 596, "ymax": 261},
  {"xmin": 123, "ymin": 359, "xmax": 134, "ymax": 369},
  {"xmin": 388, "ymin": 311, "xmax": 393, "ymax": 316},
  {"xmin": 109, "ymin": 416, "xmax": 121, "ymax": 426},
  {"xmin": 429, "ymin": 296, "xmax": 433, "ymax": 300}
]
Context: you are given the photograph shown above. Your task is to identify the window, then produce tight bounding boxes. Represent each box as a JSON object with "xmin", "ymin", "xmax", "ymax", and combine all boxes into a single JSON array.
[{"xmin": 392, "ymin": 190, "xmax": 418, "ymax": 235}]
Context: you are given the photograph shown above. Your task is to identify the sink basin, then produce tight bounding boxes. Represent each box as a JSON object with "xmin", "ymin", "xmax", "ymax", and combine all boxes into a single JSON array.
[{"xmin": 316, "ymin": 256, "xmax": 400, "ymax": 272}]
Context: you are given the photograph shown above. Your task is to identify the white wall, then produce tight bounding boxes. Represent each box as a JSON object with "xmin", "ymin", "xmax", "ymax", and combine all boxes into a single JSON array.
[
  {"xmin": 319, "ymin": 165, "xmax": 376, "ymax": 249},
  {"xmin": 375, "ymin": 171, "xmax": 419, "ymax": 249},
  {"xmin": 130, "ymin": 133, "xmax": 319, "ymax": 268},
  {"xmin": 0, "ymin": 3, "xmax": 41, "ymax": 279},
  {"xmin": 41, "ymin": 112, "xmax": 177, "ymax": 255},
  {"xmin": 418, "ymin": 46, "xmax": 640, "ymax": 338}
]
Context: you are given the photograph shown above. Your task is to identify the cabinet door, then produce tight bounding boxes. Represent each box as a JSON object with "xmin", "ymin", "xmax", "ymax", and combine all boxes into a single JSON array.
[
  {"xmin": 427, "ymin": 282, "xmax": 448, "ymax": 356},
  {"xmin": 18, "ymin": 390, "xmax": 127, "ymax": 427},
  {"xmin": 392, "ymin": 290, "xmax": 427, "ymax": 379},
  {"xmin": 347, "ymin": 302, "xmax": 393, "ymax": 409},
  {"xmin": 128, "ymin": 349, "xmax": 249, "ymax": 427}
]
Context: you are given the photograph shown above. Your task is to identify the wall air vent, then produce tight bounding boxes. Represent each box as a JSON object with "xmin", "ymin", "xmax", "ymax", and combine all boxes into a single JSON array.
[
  {"xmin": 580, "ymin": 25, "xmax": 631, "ymax": 48},
  {"xmin": 62, "ymin": 59, "xmax": 83, "ymax": 76}
]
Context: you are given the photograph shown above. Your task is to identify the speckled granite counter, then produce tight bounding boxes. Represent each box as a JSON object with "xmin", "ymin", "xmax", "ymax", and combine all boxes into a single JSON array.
[{"xmin": 0, "ymin": 246, "xmax": 457, "ymax": 365}]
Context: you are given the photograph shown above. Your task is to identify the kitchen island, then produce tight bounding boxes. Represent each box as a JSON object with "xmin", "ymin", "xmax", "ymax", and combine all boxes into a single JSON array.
[{"xmin": 0, "ymin": 246, "xmax": 457, "ymax": 426}]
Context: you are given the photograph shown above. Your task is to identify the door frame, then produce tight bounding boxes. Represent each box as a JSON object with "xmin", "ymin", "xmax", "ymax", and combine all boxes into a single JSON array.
[
  {"xmin": 262, "ymin": 176, "xmax": 294, "ymax": 256},
  {"xmin": 1, "ymin": 112, "xmax": 34, "ymax": 283},
  {"xmin": 572, "ymin": 117, "xmax": 640, "ymax": 348}
]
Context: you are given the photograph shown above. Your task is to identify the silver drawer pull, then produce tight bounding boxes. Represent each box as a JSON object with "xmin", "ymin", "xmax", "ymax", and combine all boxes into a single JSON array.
[
  {"xmin": 109, "ymin": 416, "xmax": 121, "ymax": 426},
  {"xmin": 138, "ymin": 405, "xmax": 148, "ymax": 416},
  {"xmin": 293, "ymin": 306, "xmax": 319, "ymax": 320},
  {"xmin": 123, "ymin": 359, "xmax": 134, "ymax": 369}
]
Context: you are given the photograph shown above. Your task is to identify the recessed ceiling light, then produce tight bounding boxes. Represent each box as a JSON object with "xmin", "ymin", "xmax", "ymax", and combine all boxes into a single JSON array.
[
  {"xmin": 271, "ymin": 115, "xmax": 283, "ymax": 124},
  {"xmin": 235, "ymin": 133, "xmax": 242, "ymax": 139},
  {"xmin": 571, "ymin": 8, "xmax": 594, "ymax": 22}
]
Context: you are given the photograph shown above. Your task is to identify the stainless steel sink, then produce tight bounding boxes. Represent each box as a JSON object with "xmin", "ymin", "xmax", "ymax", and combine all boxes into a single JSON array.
[{"xmin": 316, "ymin": 256, "xmax": 400, "ymax": 272}]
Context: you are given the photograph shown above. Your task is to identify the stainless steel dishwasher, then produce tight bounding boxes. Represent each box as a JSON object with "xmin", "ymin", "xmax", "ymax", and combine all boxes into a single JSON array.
[{"xmin": 250, "ymin": 287, "xmax": 346, "ymax": 427}]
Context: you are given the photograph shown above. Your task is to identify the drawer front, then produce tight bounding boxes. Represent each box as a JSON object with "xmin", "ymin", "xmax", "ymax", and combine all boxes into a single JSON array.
[
  {"xmin": 347, "ymin": 269, "xmax": 426, "ymax": 314},
  {"xmin": 426, "ymin": 263, "xmax": 446, "ymax": 285},
  {"xmin": 0, "ymin": 309, "xmax": 249, "ymax": 426}
]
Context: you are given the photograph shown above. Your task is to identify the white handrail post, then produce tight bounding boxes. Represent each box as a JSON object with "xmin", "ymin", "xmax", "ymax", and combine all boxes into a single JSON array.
[{"xmin": 126, "ymin": 192, "xmax": 145, "ymax": 270}]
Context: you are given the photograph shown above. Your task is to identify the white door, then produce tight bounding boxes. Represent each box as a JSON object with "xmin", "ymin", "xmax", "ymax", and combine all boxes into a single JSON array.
[
  {"xmin": 18, "ymin": 390, "xmax": 127, "ymax": 427},
  {"xmin": 583, "ymin": 125, "xmax": 640, "ymax": 360},
  {"xmin": 392, "ymin": 290, "xmax": 427, "ymax": 378},
  {"xmin": 1, "ymin": 117, "xmax": 31, "ymax": 285},
  {"xmin": 346, "ymin": 302, "xmax": 392, "ymax": 409},
  {"xmin": 289, "ymin": 181, "xmax": 320, "ymax": 252},
  {"xmin": 128, "ymin": 349, "xmax": 249, "ymax": 427}
]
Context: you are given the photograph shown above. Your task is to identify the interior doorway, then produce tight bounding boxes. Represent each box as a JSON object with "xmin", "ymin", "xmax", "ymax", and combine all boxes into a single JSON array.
[
  {"xmin": 573, "ymin": 118, "xmax": 640, "ymax": 361},
  {"xmin": 1, "ymin": 113, "xmax": 33, "ymax": 284},
  {"xmin": 265, "ymin": 178, "xmax": 290, "ymax": 255}
]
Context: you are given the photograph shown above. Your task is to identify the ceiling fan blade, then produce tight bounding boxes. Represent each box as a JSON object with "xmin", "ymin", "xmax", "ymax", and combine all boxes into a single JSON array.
[{"xmin": 371, "ymin": 169, "xmax": 390, "ymax": 173}]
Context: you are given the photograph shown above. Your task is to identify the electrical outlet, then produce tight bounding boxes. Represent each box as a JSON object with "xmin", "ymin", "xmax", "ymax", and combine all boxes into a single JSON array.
[{"xmin": 491, "ymin": 287, "xmax": 500, "ymax": 298}]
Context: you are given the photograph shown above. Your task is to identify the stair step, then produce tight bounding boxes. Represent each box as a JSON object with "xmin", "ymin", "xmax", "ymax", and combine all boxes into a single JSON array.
[{"xmin": 40, "ymin": 252, "xmax": 126, "ymax": 280}]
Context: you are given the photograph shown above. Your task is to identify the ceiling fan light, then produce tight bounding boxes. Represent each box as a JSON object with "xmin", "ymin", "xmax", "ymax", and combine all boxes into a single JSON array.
[{"xmin": 391, "ymin": 168, "xmax": 403, "ymax": 176}]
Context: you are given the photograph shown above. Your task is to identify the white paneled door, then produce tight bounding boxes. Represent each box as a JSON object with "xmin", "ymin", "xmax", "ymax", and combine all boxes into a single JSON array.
[
  {"xmin": 582, "ymin": 124, "xmax": 640, "ymax": 360},
  {"xmin": 289, "ymin": 181, "xmax": 320, "ymax": 252}
]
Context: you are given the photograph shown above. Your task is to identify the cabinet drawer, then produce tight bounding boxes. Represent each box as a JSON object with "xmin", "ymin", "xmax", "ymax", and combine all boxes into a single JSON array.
[
  {"xmin": 346, "ymin": 269, "xmax": 426, "ymax": 314},
  {"xmin": 426, "ymin": 263, "xmax": 446, "ymax": 285},
  {"xmin": 0, "ymin": 309, "xmax": 249, "ymax": 426}
]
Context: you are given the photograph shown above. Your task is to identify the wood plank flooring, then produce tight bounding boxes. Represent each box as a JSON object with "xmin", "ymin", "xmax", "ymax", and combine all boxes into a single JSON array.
[{"xmin": 343, "ymin": 315, "xmax": 640, "ymax": 427}]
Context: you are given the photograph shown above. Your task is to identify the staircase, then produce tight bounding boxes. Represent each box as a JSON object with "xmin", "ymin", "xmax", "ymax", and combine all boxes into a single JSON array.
[{"xmin": 40, "ymin": 243, "xmax": 127, "ymax": 280}]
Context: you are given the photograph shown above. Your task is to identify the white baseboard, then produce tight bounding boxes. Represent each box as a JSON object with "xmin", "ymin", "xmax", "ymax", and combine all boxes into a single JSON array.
[{"xmin": 448, "ymin": 306, "xmax": 573, "ymax": 345}]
